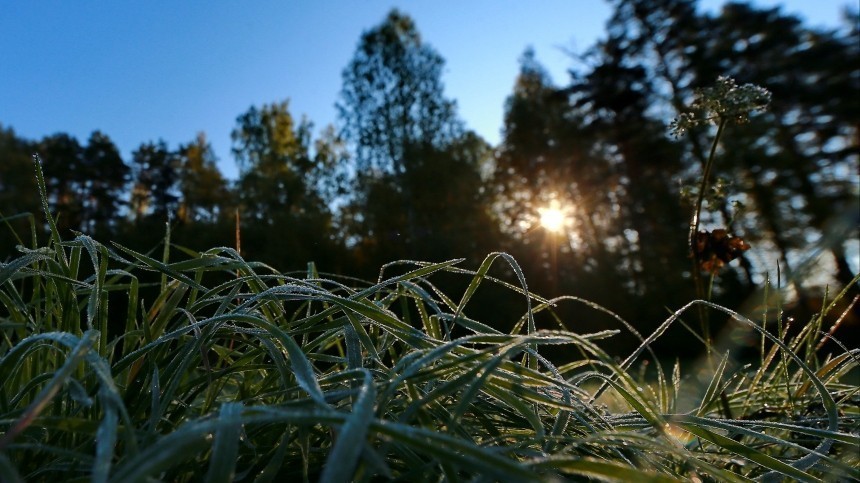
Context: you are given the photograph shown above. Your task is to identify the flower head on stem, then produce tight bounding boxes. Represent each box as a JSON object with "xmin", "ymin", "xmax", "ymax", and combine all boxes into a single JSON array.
[
  {"xmin": 670, "ymin": 76, "xmax": 771, "ymax": 137},
  {"xmin": 671, "ymin": 76, "xmax": 770, "ymax": 349}
]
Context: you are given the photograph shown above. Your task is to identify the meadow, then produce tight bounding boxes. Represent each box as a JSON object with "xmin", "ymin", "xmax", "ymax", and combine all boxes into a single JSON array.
[{"xmin": 0, "ymin": 158, "xmax": 857, "ymax": 482}]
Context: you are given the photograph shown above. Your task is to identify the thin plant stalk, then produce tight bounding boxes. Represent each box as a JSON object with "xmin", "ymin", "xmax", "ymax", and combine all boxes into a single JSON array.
[{"xmin": 690, "ymin": 117, "xmax": 728, "ymax": 351}]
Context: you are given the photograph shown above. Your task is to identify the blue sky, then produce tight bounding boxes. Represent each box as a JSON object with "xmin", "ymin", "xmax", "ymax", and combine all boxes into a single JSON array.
[{"xmin": 1, "ymin": 1, "xmax": 852, "ymax": 179}]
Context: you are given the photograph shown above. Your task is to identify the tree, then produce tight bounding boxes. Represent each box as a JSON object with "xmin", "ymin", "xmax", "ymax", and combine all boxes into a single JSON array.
[
  {"xmin": 346, "ymin": 134, "xmax": 501, "ymax": 262},
  {"xmin": 80, "ymin": 131, "xmax": 128, "ymax": 232},
  {"xmin": 571, "ymin": 34, "xmax": 691, "ymax": 299},
  {"xmin": 704, "ymin": 3, "xmax": 859, "ymax": 294},
  {"xmin": 0, "ymin": 125, "xmax": 39, "ymax": 255},
  {"xmin": 177, "ymin": 133, "xmax": 231, "ymax": 224},
  {"xmin": 37, "ymin": 133, "xmax": 85, "ymax": 233},
  {"xmin": 231, "ymin": 101, "xmax": 328, "ymax": 225},
  {"xmin": 130, "ymin": 141, "xmax": 181, "ymax": 221},
  {"xmin": 337, "ymin": 9, "xmax": 499, "ymax": 266},
  {"xmin": 338, "ymin": 9, "xmax": 462, "ymax": 175},
  {"xmin": 230, "ymin": 101, "xmax": 339, "ymax": 268},
  {"xmin": 494, "ymin": 45, "xmax": 693, "ymax": 325}
]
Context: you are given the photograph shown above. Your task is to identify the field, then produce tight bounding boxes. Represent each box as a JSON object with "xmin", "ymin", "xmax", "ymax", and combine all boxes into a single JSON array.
[{"xmin": 0, "ymin": 170, "xmax": 857, "ymax": 482}]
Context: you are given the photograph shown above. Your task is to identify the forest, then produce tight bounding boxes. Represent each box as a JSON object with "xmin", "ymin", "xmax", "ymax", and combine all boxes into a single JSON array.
[{"xmin": 1, "ymin": 2, "xmax": 858, "ymax": 356}]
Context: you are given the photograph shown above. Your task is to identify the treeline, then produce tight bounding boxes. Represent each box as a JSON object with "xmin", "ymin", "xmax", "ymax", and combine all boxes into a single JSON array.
[{"xmin": 1, "ymin": 0, "xmax": 857, "ymax": 354}]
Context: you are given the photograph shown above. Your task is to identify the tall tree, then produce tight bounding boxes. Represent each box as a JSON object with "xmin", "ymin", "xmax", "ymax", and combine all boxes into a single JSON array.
[
  {"xmin": 338, "ymin": 9, "xmax": 462, "ymax": 175},
  {"xmin": 37, "ymin": 133, "xmax": 85, "ymax": 233},
  {"xmin": 337, "ymin": 9, "xmax": 498, "ymax": 264},
  {"xmin": 80, "ymin": 131, "xmax": 128, "ymax": 232},
  {"xmin": 177, "ymin": 132, "xmax": 231, "ymax": 224},
  {"xmin": 130, "ymin": 141, "xmax": 181, "ymax": 221},
  {"xmin": 231, "ymin": 101, "xmax": 327, "ymax": 225},
  {"xmin": 494, "ymin": 45, "xmax": 692, "ymax": 321},
  {"xmin": 346, "ymin": 134, "xmax": 500, "ymax": 262},
  {"xmin": 0, "ymin": 125, "xmax": 39, "ymax": 255},
  {"xmin": 570, "ymin": 34, "xmax": 691, "ymax": 299},
  {"xmin": 230, "ymin": 101, "xmax": 337, "ymax": 267}
]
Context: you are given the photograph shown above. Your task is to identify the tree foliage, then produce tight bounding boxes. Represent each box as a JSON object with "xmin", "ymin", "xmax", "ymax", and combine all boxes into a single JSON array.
[
  {"xmin": 178, "ymin": 132, "xmax": 231, "ymax": 224},
  {"xmin": 230, "ymin": 101, "xmax": 340, "ymax": 266},
  {"xmin": 231, "ymin": 101, "xmax": 330, "ymax": 225},
  {"xmin": 337, "ymin": 9, "xmax": 500, "ymax": 268},
  {"xmin": 130, "ymin": 140, "xmax": 181, "ymax": 222},
  {"xmin": 80, "ymin": 131, "xmax": 128, "ymax": 231},
  {"xmin": 338, "ymin": 9, "xmax": 462, "ymax": 175}
]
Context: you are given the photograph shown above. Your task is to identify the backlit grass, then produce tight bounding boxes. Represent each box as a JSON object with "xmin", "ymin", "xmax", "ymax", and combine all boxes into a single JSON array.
[{"xmin": 0, "ymin": 160, "xmax": 857, "ymax": 482}]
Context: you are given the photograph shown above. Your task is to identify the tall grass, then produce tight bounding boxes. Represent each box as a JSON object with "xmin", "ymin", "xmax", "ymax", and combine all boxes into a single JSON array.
[{"xmin": 0, "ymin": 157, "xmax": 857, "ymax": 482}]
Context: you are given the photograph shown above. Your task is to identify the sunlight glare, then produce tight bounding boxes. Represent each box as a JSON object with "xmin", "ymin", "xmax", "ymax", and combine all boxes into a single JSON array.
[{"xmin": 538, "ymin": 200, "xmax": 570, "ymax": 233}]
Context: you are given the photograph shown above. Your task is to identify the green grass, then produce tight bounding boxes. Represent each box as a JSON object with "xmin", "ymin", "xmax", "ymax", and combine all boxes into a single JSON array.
[{"xmin": 0, "ymin": 161, "xmax": 858, "ymax": 482}]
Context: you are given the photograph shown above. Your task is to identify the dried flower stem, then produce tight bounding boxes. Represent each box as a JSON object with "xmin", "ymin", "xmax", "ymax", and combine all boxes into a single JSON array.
[
  {"xmin": 690, "ymin": 118, "xmax": 727, "ymax": 348},
  {"xmin": 673, "ymin": 77, "xmax": 770, "ymax": 350}
]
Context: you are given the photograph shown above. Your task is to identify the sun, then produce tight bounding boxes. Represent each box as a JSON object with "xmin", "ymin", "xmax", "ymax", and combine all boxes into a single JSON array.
[{"xmin": 538, "ymin": 199, "xmax": 570, "ymax": 233}]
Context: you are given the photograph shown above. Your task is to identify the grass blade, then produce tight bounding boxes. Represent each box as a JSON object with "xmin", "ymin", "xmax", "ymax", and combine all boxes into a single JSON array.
[
  {"xmin": 205, "ymin": 402, "xmax": 244, "ymax": 483},
  {"xmin": 0, "ymin": 330, "xmax": 98, "ymax": 451},
  {"xmin": 320, "ymin": 369, "xmax": 376, "ymax": 483}
]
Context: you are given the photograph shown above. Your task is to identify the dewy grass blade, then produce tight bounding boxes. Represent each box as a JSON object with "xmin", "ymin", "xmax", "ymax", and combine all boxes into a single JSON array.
[
  {"xmin": 253, "ymin": 318, "xmax": 326, "ymax": 405},
  {"xmin": 401, "ymin": 361, "xmax": 485, "ymax": 424},
  {"xmin": 359, "ymin": 258, "xmax": 464, "ymax": 299},
  {"xmin": 370, "ymin": 419, "xmax": 539, "ymax": 481},
  {"xmin": 794, "ymin": 350, "xmax": 856, "ymax": 398},
  {"xmin": 0, "ymin": 331, "xmax": 81, "ymax": 379},
  {"xmin": 258, "ymin": 337, "xmax": 294, "ymax": 393},
  {"xmin": 0, "ymin": 250, "xmax": 53, "ymax": 286},
  {"xmin": 148, "ymin": 280, "xmax": 189, "ymax": 340},
  {"xmin": 536, "ymin": 457, "xmax": 687, "ymax": 483},
  {"xmin": 671, "ymin": 414, "xmax": 859, "ymax": 478},
  {"xmin": 205, "ymin": 402, "xmax": 244, "ymax": 483},
  {"xmin": 696, "ymin": 350, "xmax": 730, "ymax": 417},
  {"xmin": 149, "ymin": 366, "xmax": 161, "ymax": 431},
  {"xmin": 320, "ymin": 294, "xmax": 430, "ymax": 348},
  {"xmin": 450, "ymin": 349, "xmax": 511, "ymax": 423},
  {"xmin": 0, "ymin": 329, "xmax": 98, "ymax": 451},
  {"xmin": 592, "ymin": 373, "xmax": 667, "ymax": 433},
  {"xmin": 253, "ymin": 431, "xmax": 292, "ymax": 483},
  {"xmin": 700, "ymin": 301, "xmax": 839, "ymax": 478},
  {"xmin": 343, "ymin": 322, "xmax": 363, "ymax": 371},
  {"xmin": 92, "ymin": 386, "xmax": 119, "ymax": 483},
  {"xmin": 84, "ymin": 348, "xmax": 139, "ymax": 456},
  {"xmin": 344, "ymin": 310, "xmax": 381, "ymax": 362},
  {"xmin": 452, "ymin": 253, "xmax": 497, "ymax": 320},
  {"xmin": 109, "ymin": 420, "xmax": 217, "ymax": 483},
  {"xmin": 678, "ymin": 424, "xmax": 818, "ymax": 482},
  {"xmin": 77, "ymin": 235, "xmax": 103, "ymax": 331},
  {"xmin": 320, "ymin": 369, "xmax": 375, "ymax": 483},
  {"xmin": 32, "ymin": 155, "xmax": 68, "ymax": 271},
  {"xmin": 110, "ymin": 242, "xmax": 205, "ymax": 291}
]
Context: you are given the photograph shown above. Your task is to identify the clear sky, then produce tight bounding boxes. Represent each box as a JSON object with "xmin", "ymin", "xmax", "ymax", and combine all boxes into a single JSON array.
[{"xmin": 1, "ymin": 1, "xmax": 852, "ymax": 180}]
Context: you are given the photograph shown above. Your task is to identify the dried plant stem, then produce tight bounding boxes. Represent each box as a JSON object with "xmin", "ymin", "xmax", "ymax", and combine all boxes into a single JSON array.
[{"xmin": 690, "ymin": 117, "xmax": 727, "ymax": 350}]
